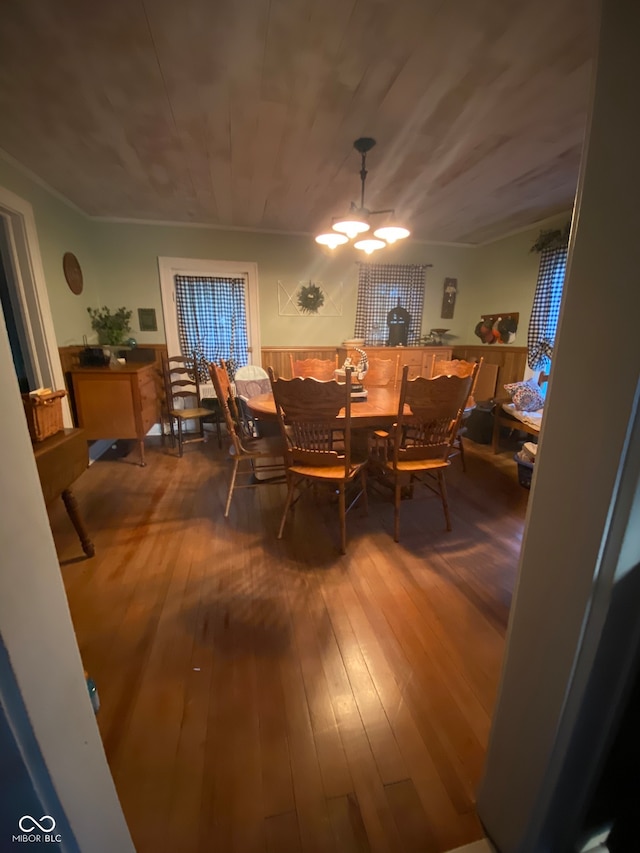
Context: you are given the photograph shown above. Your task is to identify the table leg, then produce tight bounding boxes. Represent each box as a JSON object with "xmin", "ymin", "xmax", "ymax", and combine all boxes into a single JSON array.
[
  {"xmin": 139, "ymin": 440, "xmax": 146, "ymax": 467},
  {"xmin": 61, "ymin": 488, "xmax": 95, "ymax": 557}
]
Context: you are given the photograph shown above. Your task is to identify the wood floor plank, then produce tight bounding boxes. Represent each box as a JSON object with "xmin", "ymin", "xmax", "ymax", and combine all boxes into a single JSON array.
[
  {"xmin": 51, "ymin": 438, "xmax": 527, "ymax": 853},
  {"xmin": 323, "ymin": 566, "xmax": 481, "ymax": 850},
  {"xmin": 265, "ymin": 811, "xmax": 303, "ymax": 853},
  {"xmin": 326, "ymin": 793, "xmax": 372, "ymax": 853},
  {"xmin": 297, "ymin": 573, "xmax": 406, "ymax": 853},
  {"xmin": 282, "ymin": 570, "xmax": 353, "ymax": 801},
  {"xmin": 384, "ymin": 779, "xmax": 439, "ymax": 853}
]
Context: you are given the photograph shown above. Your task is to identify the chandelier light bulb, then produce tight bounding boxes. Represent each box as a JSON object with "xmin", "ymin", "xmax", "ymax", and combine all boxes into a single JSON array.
[
  {"xmin": 314, "ymin": 138, "xmax": 409, "ymax": 252},
  {"xmin": 315, "ymin": 232, "xmax": 349, "ymax": 249},
  {"xmin": 354, "ymin": 237, "xmax": 386, "ymax": 255},
  {"xmin": 332, "ymin": 217, "xmax": 370, "ymax": 239},
  {"xmin": 373, "ymin": 224, "xmax": 410, "ymax": 244}
]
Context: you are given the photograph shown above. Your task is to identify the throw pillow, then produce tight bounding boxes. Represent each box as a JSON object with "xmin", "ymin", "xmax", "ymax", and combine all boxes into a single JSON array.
[{"xmin": 504, "ymin": 379, "xmax": 545, "ymax": 412}]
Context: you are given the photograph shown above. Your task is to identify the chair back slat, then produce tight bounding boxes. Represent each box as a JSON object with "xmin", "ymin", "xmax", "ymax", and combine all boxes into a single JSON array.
[
  {"xmin": 269, "ymin": 370, "xmax": 351, "ymax": 473},
  {"xmin": 364, "ymin": 355, "xmax": 399, "ymax": 388},
  {"xmin": 289, "ymin": 355, "xmax": 338, "ymax": 380},
  {"xmin": 208, "ymin": 362, "xmax": 246, "ymax": 454},
  {"xmin": 431, "ymin": 356, "xmax": 483, "ymax": 408},
  {"xmin": 392, "ymin": 365, "xmax": 479, "ymax": 467},
  {"xmin": 162, "ymin": 352, "xmax": 202, "ymax": 411}
]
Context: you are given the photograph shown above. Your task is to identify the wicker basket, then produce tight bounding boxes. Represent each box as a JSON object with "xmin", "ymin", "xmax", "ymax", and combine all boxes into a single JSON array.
[{"xmin": 22, "ymin": 390, "xmax": 66, "ymax": 442}]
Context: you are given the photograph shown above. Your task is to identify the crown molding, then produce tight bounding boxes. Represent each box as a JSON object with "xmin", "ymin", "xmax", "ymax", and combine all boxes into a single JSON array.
[{"xmin": 0, "ymin": 148, "xmax": 87, "ymax": 216}]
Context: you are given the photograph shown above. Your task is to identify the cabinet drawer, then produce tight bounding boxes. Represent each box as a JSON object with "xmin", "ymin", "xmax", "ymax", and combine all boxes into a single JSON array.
[
  {"xmin": 397, "ymin": 351, "xmax": 424, "ymax": 367},
  {"xmin": 405, "ymin": 365, "xmax": 423, "ymax": 380}
]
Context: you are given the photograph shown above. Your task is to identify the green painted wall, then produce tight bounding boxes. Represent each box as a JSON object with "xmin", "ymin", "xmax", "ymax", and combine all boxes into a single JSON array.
[
  {"xmin": 0, "ymin": 153, "xmax": 573, "ymax": 352},
  {"xmin": 0, "ymin": 156, "xmax": 101, "ymax": 345},
  {"xmin": 88, "ymin": 221, "xmax": 475, "ymax": 347},
  {"xmin": 467, "ymin": 212, "xmax": 571, "ymax": 346}
]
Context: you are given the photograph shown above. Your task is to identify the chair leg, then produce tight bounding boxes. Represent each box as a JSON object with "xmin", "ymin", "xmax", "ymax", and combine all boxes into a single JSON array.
[
  {"xmin": 360, "ymin": 468, "xmax": 369, "ymax": 516},
  {"xmin": 438, "ymin": 470, "xmax": 452, "ymax": 531},
  {"xmin": 458, "ymin": 436, "xmax": 466, "ymax": 472},
  {"xmin": 278, "ymin": 475, "xmax": 297, "ymax": 539},
  {"xmin": 177, "ymin": 418, "xmax": 184, "ymax": 457},
  {"xmin": 338, "ymin": 483, "xmax": 346, "ymax": 555},
  {"xmin": 394, "ymin": 478, "xmax": 402, "ymax": 542},
  {"xmin": 225, "ymin": 458, "xmax": 240, "ymax": 517},
  {"xmin": 216, "ymin": 413, "xmax": 222, "ymax": 448}
]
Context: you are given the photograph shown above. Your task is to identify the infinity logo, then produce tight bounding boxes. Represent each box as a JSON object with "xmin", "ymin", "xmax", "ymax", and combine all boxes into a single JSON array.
[{"xmin": 18, "ymin": 815, "xmax": 56, "ymax": 832}]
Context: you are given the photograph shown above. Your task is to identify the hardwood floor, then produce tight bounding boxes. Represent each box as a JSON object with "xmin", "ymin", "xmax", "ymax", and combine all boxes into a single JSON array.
[{"xmin": 49, "ymin": 434, "xmax": 530, "ymax": 853}]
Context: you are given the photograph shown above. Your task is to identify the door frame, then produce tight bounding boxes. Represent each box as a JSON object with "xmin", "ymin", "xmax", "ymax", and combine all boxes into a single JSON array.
[
  {"xmin": 157, "ymin": 256, "xmax": 261, "ymax": 365},
  {"xmin": 0, "ymin": 185, "xmax": 70, "ymax": 423}
]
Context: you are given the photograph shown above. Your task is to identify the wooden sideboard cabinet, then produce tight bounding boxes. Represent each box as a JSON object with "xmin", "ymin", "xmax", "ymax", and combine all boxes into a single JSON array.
[
  {"xmin": 337, "ymin": 345, "xmax": 453, "ymax": 382},
  {"xmin": 70, "ymin": 364, "xmax": 159, "ymax": 466}
]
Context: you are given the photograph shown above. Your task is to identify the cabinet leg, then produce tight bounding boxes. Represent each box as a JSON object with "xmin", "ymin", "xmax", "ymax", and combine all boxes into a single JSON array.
[{"xmin": 61, "ymin": 488, "xmax": 95, "ymax": 557}]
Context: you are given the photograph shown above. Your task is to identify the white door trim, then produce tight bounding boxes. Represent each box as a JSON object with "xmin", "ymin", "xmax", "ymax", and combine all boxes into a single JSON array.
[
  {"xmin": 157, "ymin": 256, "xmax": 261, "ymax": 363},
  {"xmin": 0, "ymin": 185, "xmax": 70, "ymax": 424}
]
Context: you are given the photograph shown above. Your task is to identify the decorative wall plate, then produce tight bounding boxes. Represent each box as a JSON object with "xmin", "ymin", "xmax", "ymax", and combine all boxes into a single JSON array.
[{"xmin": 63, "ymin": 252, "xmax": 83, "ymax": 295}]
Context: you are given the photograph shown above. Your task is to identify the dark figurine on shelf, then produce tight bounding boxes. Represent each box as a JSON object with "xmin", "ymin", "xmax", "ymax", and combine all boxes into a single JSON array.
[{"xmin": 387, "ymin": 302, "xmax": 410, "ymax": 346}]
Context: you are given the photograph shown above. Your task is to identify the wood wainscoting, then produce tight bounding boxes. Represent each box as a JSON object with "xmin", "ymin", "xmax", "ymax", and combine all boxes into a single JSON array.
[
  {"xmin": 261, "ymin": 346, "xmax": 459, "ymax": 381},
  {"xmin": 261, "ymin": 346, "xmax": 340, "ymax": 379},
  {"xmin": 452, "ymin": 345, "xmax": 528, "ymax": 393}
]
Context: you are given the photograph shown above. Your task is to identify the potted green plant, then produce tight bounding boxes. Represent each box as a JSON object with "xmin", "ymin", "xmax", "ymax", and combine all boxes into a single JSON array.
[{"xmin": 87, "ymin": 306, "xmax": 133, "ymax": 345}]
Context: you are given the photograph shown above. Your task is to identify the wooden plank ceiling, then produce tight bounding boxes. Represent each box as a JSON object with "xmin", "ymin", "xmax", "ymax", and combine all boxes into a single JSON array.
[{"xmin": 0, "ymin": 0, "xmax": 597, "ymax": 245}]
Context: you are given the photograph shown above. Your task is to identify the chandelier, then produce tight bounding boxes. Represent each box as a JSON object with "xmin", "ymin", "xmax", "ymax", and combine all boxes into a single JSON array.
[{"xmin": 315, "ymin": 137, "xmax": 410, "ymax": 254}]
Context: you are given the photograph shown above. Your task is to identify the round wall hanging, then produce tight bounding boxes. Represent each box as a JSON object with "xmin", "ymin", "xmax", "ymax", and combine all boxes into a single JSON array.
[{"xmin": 63, "ymin": 252, "xmax": 83, "ymax": 295}]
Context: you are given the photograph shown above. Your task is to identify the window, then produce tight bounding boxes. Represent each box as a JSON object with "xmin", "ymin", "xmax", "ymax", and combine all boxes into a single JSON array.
[
  {"xmin": 174, "ymin": 275, "xmax": 249, "ymax": 375},
  {"xmin": 158, "ymin": 257, "xmax": 261, "ymax": 386},
  {"xmin": 527, "ymin": 247, "xmax": 567, "ymax": 370},
  {"xmin": 354, "ymin": 263, "xmax": 428, "ymax": 346}
]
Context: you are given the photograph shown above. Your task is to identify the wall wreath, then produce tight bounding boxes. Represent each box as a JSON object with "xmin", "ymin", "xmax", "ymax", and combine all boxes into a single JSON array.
[{"xmin": 297, "ymin": 281, "xmax": 325, "ymax": 314}]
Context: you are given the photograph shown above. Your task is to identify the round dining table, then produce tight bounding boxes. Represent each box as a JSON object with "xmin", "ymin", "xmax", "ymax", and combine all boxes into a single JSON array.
[{"xmin": 246, "ymin": 385, "xmax": 403, "ymax": 429}]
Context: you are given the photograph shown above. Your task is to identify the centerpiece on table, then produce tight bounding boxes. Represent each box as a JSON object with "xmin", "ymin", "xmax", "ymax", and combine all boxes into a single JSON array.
[
  {"xmin": 336, "ymin": 346, "xmax": 369, "ymax": 401},
  {"xmin": 87, "ymin": 306, "xmax": 133, "ymax": 345}
]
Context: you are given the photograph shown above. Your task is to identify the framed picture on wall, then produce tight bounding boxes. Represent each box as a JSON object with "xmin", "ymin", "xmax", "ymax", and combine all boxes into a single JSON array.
[
  {"xmin": 137, "ymin": 308, "xmax": 157, "ymax": 332},
  {"xmin": 441, "ymin": 277, "xmax": 458, "ymax": 319}
]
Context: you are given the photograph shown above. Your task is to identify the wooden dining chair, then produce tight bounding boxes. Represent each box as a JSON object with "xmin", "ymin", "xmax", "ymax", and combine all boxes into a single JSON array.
[
  {"xmin": 378, "ymin": 363, "xmax": 478, "ymax": 541},
  {"xmin": 363, "ymin": 354, "xmax": 400, "ymax": 388},
  {"xmin": 430, "ymin": 356, "xmax": 483, "ymax": 471},
  {"xmin": 161, "ymin": 353, "xmax": 218, "ymax": 456},
  {"xmin": 209, "ymin": 362, "xmax": 285, "ymax": 517},
  {"xmin": 268, "ymin": 368, "xmax": 368, "ymax": 554},
  {"xmin": 289, "ymin": 354, "xmax": 338, "ymax": 380}
]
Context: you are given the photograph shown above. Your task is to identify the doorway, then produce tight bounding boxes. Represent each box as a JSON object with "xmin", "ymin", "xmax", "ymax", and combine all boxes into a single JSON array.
[
  {"xmin": 0, "ymin": 185, "xmax": 69, "ymax": 422},
  {"xmin": 158, "ymin": 256, "xmax": 261, "ymax": 385},
  {"xmin": 0, "ymin": 225, "xmax": 32, "ymax": 392}
]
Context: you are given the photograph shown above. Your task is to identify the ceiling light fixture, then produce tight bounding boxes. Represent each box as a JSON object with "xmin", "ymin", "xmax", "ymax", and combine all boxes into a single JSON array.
[{"xmin": 315, "ymin": 137, "xmax": 410, "ymax": 254}]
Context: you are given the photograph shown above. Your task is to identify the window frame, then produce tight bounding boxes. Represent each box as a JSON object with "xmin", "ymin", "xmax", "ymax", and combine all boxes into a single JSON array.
[{"xmin": 158, "ymin": 257, "xmax": 261, "ymax": 364}]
